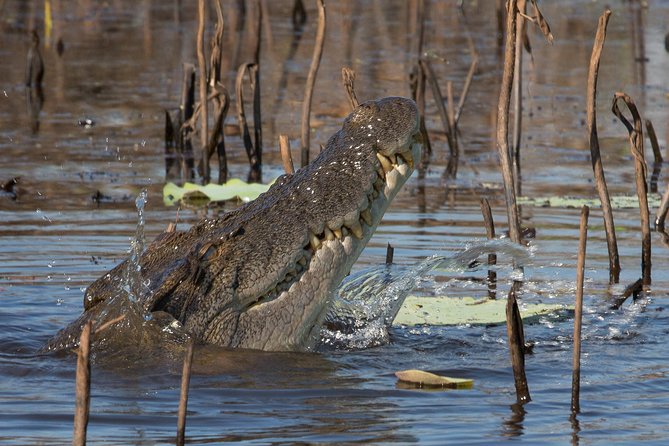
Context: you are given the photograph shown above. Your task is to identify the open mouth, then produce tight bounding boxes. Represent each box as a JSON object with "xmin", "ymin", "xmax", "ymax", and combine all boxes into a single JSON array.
[{"xmin": 247, "ymin": 136, "xmax": 422, "ymax": 310}]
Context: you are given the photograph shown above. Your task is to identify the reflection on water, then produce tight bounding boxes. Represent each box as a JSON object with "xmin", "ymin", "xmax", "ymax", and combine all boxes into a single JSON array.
[{"xmin": 1, "ymin": 0, "xmax": 669, "ymax": 444}]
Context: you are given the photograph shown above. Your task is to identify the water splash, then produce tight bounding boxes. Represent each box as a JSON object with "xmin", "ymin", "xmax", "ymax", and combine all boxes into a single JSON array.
[
  {"xmin": 320, "ymin": 240, "xmax": 530, "ymax": 350},
  {"xmin": 122, "ymin": 188, "xmax": 147, "ymax": 303}
]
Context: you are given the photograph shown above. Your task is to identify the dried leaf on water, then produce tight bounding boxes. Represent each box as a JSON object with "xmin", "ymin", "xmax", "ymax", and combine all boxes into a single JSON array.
[{"xmin": 395, "ymin": 369, "xmax": 473, "ymax": 389}]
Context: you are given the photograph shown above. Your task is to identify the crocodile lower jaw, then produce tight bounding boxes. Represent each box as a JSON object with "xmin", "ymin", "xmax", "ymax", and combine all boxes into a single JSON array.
[{"xmin": 248, "ymin": 141, "xmax": 421, "ymax": 312}]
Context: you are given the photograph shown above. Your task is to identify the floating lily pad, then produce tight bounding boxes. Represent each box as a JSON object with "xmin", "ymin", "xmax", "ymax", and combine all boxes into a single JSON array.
[
  {"xmin": 394, "ymin": 295, "xmax": 569, "ymax": 327},
  {"xmin": 163, "ymin": 179, "xmax": 272, "ymax": 206},
  {"xmin": 395, "ymin": 369, "xmax": 473, "ymax": 389},
  {"xmin": 518, "ymin": 194, "xmax": 661, "ymax": 209}
]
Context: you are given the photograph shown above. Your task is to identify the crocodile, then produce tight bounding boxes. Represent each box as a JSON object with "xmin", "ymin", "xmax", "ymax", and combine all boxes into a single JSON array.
[{"xmin": 41, "ymin": 96, "xmax": 422, "ymax": 352}]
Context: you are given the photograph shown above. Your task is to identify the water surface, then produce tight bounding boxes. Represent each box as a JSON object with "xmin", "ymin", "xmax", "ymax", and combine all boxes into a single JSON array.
[{"xmin": 1, "ymin": 0, "xmax": 669, "ymax": 444}]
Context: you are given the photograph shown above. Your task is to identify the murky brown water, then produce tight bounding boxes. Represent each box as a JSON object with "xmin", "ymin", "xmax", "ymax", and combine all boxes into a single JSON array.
[{"xmin": 1, "ymin": 0, "xmax": 669, "ymax": 444}]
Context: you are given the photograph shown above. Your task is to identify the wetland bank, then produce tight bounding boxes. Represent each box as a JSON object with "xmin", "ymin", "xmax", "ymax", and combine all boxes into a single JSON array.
[{"xmin": 1, "ymin": 0, "xmax": 669, "ymax": 444}]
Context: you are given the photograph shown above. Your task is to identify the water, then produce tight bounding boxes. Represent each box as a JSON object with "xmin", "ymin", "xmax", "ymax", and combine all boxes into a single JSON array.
[{"xmin": 2, "ymin": 0, "xmax": 669, "ymax": 444}]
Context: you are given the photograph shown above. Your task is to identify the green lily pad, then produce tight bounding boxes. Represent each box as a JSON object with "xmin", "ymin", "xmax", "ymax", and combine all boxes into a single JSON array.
[
  {"xmin": 393, "ymin": 295, "xmax": 569, "ymax": 327},
  {"xmin": 163, "ymin": 179, "xmax": 272, "ymax": 206},
  {"xmin": 518, "ymin": 194, "xmax": 661, "ymax": 209}
]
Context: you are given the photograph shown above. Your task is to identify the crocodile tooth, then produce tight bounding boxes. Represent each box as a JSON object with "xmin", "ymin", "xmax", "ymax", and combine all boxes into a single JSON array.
[
  {"xmin": 341, "ymin": 226, "xmax": 350, "ymax": 237},
  {"xmin": 324, "ymin": 226, "xmax": 335, "ymax": 241},
  {"xmin": 333, "ymin": 227, "xmax": 342, "ymax": 239},
  {"xmin": 376, "ymin": 152, "xmax": 392, "ymax": 174},
  {"xmin": 361, "ymin": 209, "xmax": 372, "ymax": 226},
  {"xmin": 298, "ymin": 256, "xmax": 307, "ymax": 267},
  {"xmin": 310, "ymin": 232, "xmax": 321, "ymax": 251},
  {"xmin": 350, "ymin": 220, "xmax": 363, "ymax": 239}
]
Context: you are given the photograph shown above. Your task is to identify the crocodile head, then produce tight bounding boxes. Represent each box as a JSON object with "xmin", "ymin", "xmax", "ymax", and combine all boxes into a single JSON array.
[{"xmin": 42, "ymin": 96, "xmax": 421, "ymax": 353}]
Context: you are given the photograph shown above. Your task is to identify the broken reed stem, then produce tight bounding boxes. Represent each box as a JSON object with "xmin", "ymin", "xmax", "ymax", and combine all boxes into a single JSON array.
[
  {"xmin": 506, "ymin": 281, "xmax": 531, "ymax": 404},
  {"xmin": 341, "ymin": 66, "xmax": 359, "ymax": 110},
  {"xmin": 587, "ymin": 9, "xmax": 619, "ymax": 284},
  {"xmin": 208, "ymin": 86, "xmax": 230, "ymax": 184},
  {"xmin": 300, "ymin": 0, "xmax": 326, "ymax": 167},
  {"xmin": 480, "ymin": 198, "xmax": 497, "ymax": 299},
  {"xmin": 571, "ymin": 205, "xmax": 589, "ymax": 414},
  {"xmin": 646, "ymin": 119, "xmax": 662, "ymax": 193},
  {"xmin": 612, "ymin": 92, "xmax": 651, "ymax": 287},
  {"xmin": 656, "ymin": 183, "xmax": 669, "ymax": 232},
  {"xmin": 610, "ymin": 278, "xmax": 644, "ymax": 310},
  {"xmin": 496, "ymin": 0, "xmax": 522, "ymax": 244},
  {"xmin": 454, "ymin": 54, "xmax": 479, "ymax": 126},
  {"xmin": 73, "ymin": 321, "xmax": 92, "ymax": 446},
  {"xmin": 196, "ymin": 0, "xmax": 209, "ymax": 183},
  {"xmin": 385, "ymin": 243, "xmax": 394, "ymax": 265},
  {"xmin": 645, "ymin": 119, "xmax": 663, "ymax": 164},
  {"xmin": 180, "ymin": 63, "xmax": 196, "ymax": 181},
  {"xmin": 165, "ymin": 109, "xmax": 177, "ymax": 178},
  {"xmin": 420, "ymin": 59, "xmax": 454, "ymax": 161},
  {"xmin": 279, "ymin": 134, "xmax": 295, "ymax": 175},
  {"xmin": 176, "ymin": 341, "xmax": 195, "ymax": 446}
]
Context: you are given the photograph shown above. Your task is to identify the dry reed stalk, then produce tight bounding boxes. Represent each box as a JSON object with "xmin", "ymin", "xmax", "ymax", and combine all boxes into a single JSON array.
[
  {"xmin": 208, "ymin": 86, "xmax": 230, "ymax": 184},
  {"xmin": 454, "ymin": 10, "xmax": 479, "ymax": 125},
  {"xmin": 571, "ymin": 205, "xmax": 589, "ymax": 414},
  {"xmin": 646, "ymin": 119, "xmax": 662, "ymax": 193},
  {"xmin": 177, "ymin": 341, "xmax": 195, "ymax": 446},
  {"xmin": 420, "ymin": 59, "xmax": 454, "ymax": 156},
  {"xmin": 196, "ymin": 0, "xmax": 209, "ymax": 183},
  {"xmin": 506, "ymin": 281, "xmax": 531, "ymax": 403},
  {"xmin": 656, "ymin": 183, "xmax": 669, "ymax": 232},
  {"xmin": 73, "ymin": 321, "xmax": 92, "ymax": 446},
  {"xmin": 341, "ymin": 67, "xmax": 359, "ymax": 109},
  {"xmin": 293, "ymin": 0, "xmax": 307, "ymax": 28},
  {"xmin": 480, "ymin": 198, "xmax": 497, "ymax": 299},
  {"xmin": 165, "ymin": 109, "xmax": 177, "ymax": 178},
  {"xmin": 612, "ymin": 93, "xmax": 651, "ymax": 287},
  {"xmin": 279, "ymin": 135, "xmax": 295, "ymax": 175},
  {"xmin": 496, "ymin": 0, "xmax": 522, "ymax": 244},
  {"xmin": 645, "ymin": 119, "xmax": 663, "ymax": 164},
  {"xmin": 236, "ymin": 63, "xmax": 262, "ymax": 182},
  {"xmin": 251, "ymin": 1, "xmax": 263, "ymax": 169},
  {"xmin": 587, "ymin": 10, "xmax": 619, "ymax": 283},
  {"xmin": 179, "ymin": 63, "xmax": 196, "ymax": 181},
  {"xmin": 300, "ymin": 0, "xmax": 326, "ymax": 167},
  {"xmin": 512, "ymin": 0, "xmax": 526, "ymax": 197}
]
